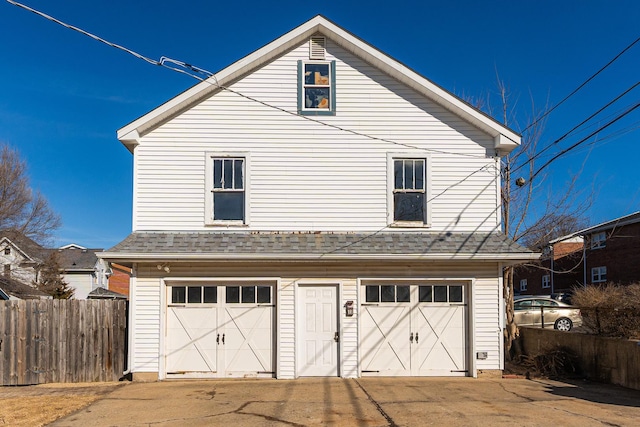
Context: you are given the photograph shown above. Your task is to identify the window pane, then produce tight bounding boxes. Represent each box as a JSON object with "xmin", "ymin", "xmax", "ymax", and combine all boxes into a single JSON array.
[
  {"xmin": 304, "ymin": 63, "xmax": 330, "ymax": 85},
  {"xmin": 257, "ymin": 286, "xmax": 271, "ymax": 304},
  {"xmin": 203, "ymin": 286, "xmax": 217, "ymax": 303},
  {"xmin": 419, "ymin": 286, "xmax": 432, "ymax": 302},
  {"xmin": 172, "ymin": 286, "xmax": 186, "ymax": 304},
  {"xmin": 394, "ymin": 193, "xmax": 424, "ymax": 221},
  {"xmin": 365, "ymin": 286, "xmax": 379, "ymax": 303},
  {"xmin": 449, "ymin": 286, "xmax": 463, "ymax": 303},
  {"xmin": 396, "ymin": 285, "xmax": 410, "ymax": 302},
  {"xmin": 305, "ymin": 88, "xmax": 330, "ymax": 109},
  {"xmin": 214, "ymin": 192, "xmax": 244, "ymax": 221},
  {"xmin": 381, "ymin": 285, "xmax": 395, "ymax": 302},
  {"xmin": 404, "ymin": 161, "xmax": 415, "ymax": 190},
  {"xmin": 213, "ymin": 159, "xmax": 222, "ymax": 188},
  {"xmin": 223, "ymin": 159, "xmax": 233, "ymax": 189},
  {"xmin": 242, "ymin": 286, "xmax": 255, "ymax": 303},
  {"xmin": 233, "ymin": 159, "xmax": 243, "ymax": 190},
  {"xmin": 434, "ymin": 286, "xmax": 448, "ymax": 302},
  {"xmin": 415, "ymin": 160, "xmax": 424, "ymax": 190},
  {"xmin": 394, "ymin": 160, "xmax": 403, "ymax": 190},
  {"xmin": 188, "ymin": 286, "xmax": 202, "ymax": 303},
  {"xmin": 226, "ymin": 286, "xmax": 240, "ymax": 303}
]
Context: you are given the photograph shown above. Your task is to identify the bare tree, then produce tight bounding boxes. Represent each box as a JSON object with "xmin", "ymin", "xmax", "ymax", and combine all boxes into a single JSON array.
[
  {"xmin": 0, "ymin": 145, "xmax": 61, "ymax": 243},
  {"xmin": 34, "ymin": 251, "xmax": 74, "ymax": 299}
]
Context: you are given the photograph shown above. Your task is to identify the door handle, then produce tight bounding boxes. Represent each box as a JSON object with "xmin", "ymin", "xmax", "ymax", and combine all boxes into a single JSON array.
[
  {"xmin": 334, "ymin": 332, "xmax": 339, "ymax": 342},
  {"xmin": 410, "ymin": 332, "xmax": 414, "ymax": 343},
  {"xmin": 216, "ymin": 334, "xmax": 220, "ymax": 345},
  {"xmin": 415, "ymin": 332, "xmax": 419, "ymax": 343},
  {"xmin": 222, "ymin": 333, "xmax": 225, "ymax": 345}
]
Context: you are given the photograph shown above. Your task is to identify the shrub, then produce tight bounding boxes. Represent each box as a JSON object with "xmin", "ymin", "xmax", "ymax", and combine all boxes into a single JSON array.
[
  {"xmin": 571, "ymin": 283, "xmax": 640, "ymax": 339},
  {"xmin": 519, "ymin": 346, "xmax": 580, "ymax": 379}
]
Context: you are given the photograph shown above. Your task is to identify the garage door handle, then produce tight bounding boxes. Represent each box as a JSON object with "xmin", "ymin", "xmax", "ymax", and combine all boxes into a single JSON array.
[
  {"xmin": 415, "ymin": 332, "xmax": 419, "ymax": 343},
  {"xmin": 410, "ymin": 332, "xmax": 414, "ymax": 343},
  {"xmin": 222, "ymin": 334, "xmax": 225, "ymax": 345},
  {"xmin": 216, "ymin": 334, "xmax": 220, "ymax": 344},
  {"xmin": 334, "ymin": 332, "xmax": 339, "ymax": 343}
]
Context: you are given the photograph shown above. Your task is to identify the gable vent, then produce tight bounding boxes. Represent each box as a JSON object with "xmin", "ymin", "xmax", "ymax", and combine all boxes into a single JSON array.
[{"xmin": 309, "ymin": 36, "xmax": 326, "ymax": 60}]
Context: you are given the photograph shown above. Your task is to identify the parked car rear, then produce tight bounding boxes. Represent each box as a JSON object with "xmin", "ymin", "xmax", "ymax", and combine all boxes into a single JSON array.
[{"xmin": 513, "ymin": 297, "xmax": 582, "ymax": 331}]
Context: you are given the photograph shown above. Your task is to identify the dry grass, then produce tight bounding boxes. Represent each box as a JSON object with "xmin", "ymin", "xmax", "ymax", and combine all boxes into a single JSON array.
[{"xmin": 0, "ymin": 395, "xmax": 100, "ymax": 426}]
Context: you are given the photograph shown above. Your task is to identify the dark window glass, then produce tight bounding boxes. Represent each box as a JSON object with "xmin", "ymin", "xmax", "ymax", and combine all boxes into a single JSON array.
[
  {"xmin": 203, "ymin": 286, "xmax": 217, "ymax": 303},
  {"xmin": 257, "ymin": 286, "xmax": 271, "ymax": 304},
  {"xmin": 449, "ymin": 286, "xmax": 463, "ymax": 303},
  {"xmin": 172, "ymin": 286, "xmax": 186, "ymax": 304},
  {"xmin": 514, "ymin": 300, "xmax": 532, "ymax": 310},
  {"xmin": 415, "ymin": 160, "xmax": 424, "ymax": 190},
  {"xmin": 404, "ymin": 161, "xmax": 414, "ymax": 189},
  {"xmin": 396, "ymin": 286, "xmax": 410, "ymax": 302},
  {"xmin": 233, "ymin": 159, "xmax": 243, "ymax": 189},
  {"xmin": 223, "ymin": 159, "xmax": 233, "ymax": 189},
  {"xmin": 242, "ymin": 286, "xmax": 255, "ymax": 303},
  {"xmin": 214, "ymin": 192, "xmax": 244, "ymax": 221},
  {"xmin": 419, "ymin": 286, "xmax": 432, "ymax": 302},
  {"xmin": 188, "ymin": 286, "xmax": 202, "ymax": 303},
  {"xmin": 394, "ymin": 160, "xmax": 403, "ymax": 190},
  {"xmin": 226, "ymin": 286, "xmax": 240, "ymax": 303},
  {"xmin": 213, "ymin": 159, "xmax": 222, "ymax": 188},
  {"xmin": 381, "ymin": 285, "xmax": 395, "ymax": 302},
  {"xmin": 304, "ymin": 63, "xmax": 329, "ymax": 85},
  {"xmin": 394, "ymin": 193, "xmax": 424, "ymax": 221},
  {"xmin": 434, "ymin": 286, "xmax": 448, "ymax": 302},
  {"xmin": 304, "ymin": 88, "xmax": 330, "ymax": 109},
  {"xmin": 366, "ymin": 286, "xmax": 379, "ymax": 303}
]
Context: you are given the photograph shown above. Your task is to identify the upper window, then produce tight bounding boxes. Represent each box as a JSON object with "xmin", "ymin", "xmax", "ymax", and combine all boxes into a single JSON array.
[
  {"xmin": 542, "ymin": 275, "xmax": 550, "ymax": 289},
  {"xmin": 3, "ymin": 247, "xmax": 9, "ymax": 255},
  {"xmin": 205, "ymin": 154, "xmax": 248, "ymax": 225},
  {"xmin": 298, "ymin": 61, "xmax": 336, "ymax": 115},
  {"xmin": 592, "ymin": 266, "xmax": 607, "ymax": 283},
  {"xmin": 591, "ymin": 231, "xmax": 606, "ymax": 249},
  {"xmin": 393, "ymin": 158, "xmax": 426, "ymax": 223},
  {"xmin": 520, "ymin": 279, "xmax": 527, "ymax": 292}
]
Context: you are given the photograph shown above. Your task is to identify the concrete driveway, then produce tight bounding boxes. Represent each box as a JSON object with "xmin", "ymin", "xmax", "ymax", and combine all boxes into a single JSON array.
[{"xmin": 50, "ymin": 377, "xmax": 640, "ymax": 426}]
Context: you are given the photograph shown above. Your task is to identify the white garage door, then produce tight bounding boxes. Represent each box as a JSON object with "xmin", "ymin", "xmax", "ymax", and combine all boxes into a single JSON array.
[
  {"xmin": 361, "ymin": 283, "xmax": 467, "ymax": 376},
  {"xmin": 166, "ymin": 283, "xmax": 274, "ymax": 378}
]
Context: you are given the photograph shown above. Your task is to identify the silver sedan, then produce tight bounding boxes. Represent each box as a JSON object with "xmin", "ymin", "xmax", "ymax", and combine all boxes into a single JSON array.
[{"xmin": 513, "ymin": 297, "xmax": 582, "ymax": 331}]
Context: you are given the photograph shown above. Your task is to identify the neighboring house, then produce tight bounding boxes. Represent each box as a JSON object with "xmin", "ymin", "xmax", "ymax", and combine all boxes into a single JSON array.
[
  {"xmin": 100, "ymin": 16, "xmax": 537, "ymax": 381},
  {"xmin": 87, "ymin": 286, "xmax": 128, "ymax": 300},
  {"xmin": 515, "ymin": 211, "xmax": 640, "ymax": 295},
  {"xmin": 57, "ymin": 244, "xmax": 111, "ymax": 299},
  {"xmin": 0, "ymin": 276, "xmax": 51, "ymax": 300},
  {"xmin": 107, "ymin": 263, "xmax": 131, "ymax": 298},
  {"xmin": 0, "ymin": 230, "xmax": 47, "ymax": 284}
]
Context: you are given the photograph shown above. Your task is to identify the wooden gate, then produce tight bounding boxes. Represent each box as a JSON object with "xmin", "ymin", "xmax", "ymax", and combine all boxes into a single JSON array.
[{"xmin": 0, "ymin": 299, "xmax": 127, "ymax": 385}]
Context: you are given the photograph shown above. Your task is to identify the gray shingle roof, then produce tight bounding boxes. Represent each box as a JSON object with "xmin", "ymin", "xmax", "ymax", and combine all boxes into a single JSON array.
[
  {"xmin": 102, "ymin": 231, "xmax": 537, "ymax": 261},
  {"xmin": 0, "ymin": 276, "xmax": 50, "ymax": 299},
  {"xmin": 53, "ymin": 247, "xmax": 102, "ymax": 270}
]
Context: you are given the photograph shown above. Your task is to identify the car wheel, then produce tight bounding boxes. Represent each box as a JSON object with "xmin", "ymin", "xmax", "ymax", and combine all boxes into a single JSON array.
[{"xmin": 554, "ymin": 317, "xmax": 573, "ymax": 331}]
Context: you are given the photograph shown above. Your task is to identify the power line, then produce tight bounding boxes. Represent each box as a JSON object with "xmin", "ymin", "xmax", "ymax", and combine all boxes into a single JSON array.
[
  {"xmin": 512, "ymin": 81, "xmax": 640, "ymax": 175},
  {"xmin": 6, "ymin": 0, "xmax": 490, "ymax": 159},
  {"xmin": 530, "ymin": 102, "xmax": 640, "ymax": 182},
  {"xmin": 522, "ymin": 35, "xmax": 640, "ymax": 133}
]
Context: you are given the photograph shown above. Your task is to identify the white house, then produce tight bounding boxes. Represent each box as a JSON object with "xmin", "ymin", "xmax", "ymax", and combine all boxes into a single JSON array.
[
  {"xmin": 101, "ymin": 16, "xmax": 537, "ymax": 381},
  {"xmin": 57, "ymin": 244, "xmax": 111, "ymax": 299}
]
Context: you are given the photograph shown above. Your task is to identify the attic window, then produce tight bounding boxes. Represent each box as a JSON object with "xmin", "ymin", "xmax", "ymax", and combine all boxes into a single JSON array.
[
  {"xmin": 3, "ymin": 247, "xmax": 9, "ymax": 255},
  {"xmin": 297, "ymin": 60, "xmax": 336, "ymax": 116},
  {"xmin": 309, "ymin": 36, "xmax": 325, "ymax": 60}
]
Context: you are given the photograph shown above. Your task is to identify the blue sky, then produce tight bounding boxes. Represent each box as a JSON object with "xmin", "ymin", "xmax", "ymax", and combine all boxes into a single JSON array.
[{"xmin": 1, "ymin": 0, "xmax": 639, "ymax": 248}]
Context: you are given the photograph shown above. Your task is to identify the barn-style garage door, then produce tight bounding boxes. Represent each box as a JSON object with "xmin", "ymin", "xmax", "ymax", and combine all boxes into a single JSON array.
[
  {"xmin": 360, "ymin": 283, "xmax": 467, "ymax": 376},
  {"xmin": 165, "ymin": 283, "xmax": 274, "ymax": 378}
]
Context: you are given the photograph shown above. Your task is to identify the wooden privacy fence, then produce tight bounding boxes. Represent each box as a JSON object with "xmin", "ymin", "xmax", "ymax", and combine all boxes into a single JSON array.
[{"xmin": 0, "ymin": 299, "xmax": 127, "ymax": 385}]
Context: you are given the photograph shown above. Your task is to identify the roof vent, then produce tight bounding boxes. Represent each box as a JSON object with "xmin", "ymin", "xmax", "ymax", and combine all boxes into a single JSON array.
[{"xmin": 309, "ymin": 36, "xmax": 326, "ymax": 60}]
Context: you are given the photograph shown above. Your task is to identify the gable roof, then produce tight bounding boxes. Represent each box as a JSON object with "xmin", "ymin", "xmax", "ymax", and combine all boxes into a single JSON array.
[
  {"xmin": 117, "ymin": 15, "xmax": 520, "ymax": 154},
  {"xmin": 100, "ymin": 231, "xmax": 537, "ymax": 263},
  {"xmin": 0, "ymin": 229, "xmax": 47, "ymax": 263},
  {"xmin": 87, "ymin": 287, "xmax": 128, "ymax": 300},
  {"xmin": 54, "ymin": 247, "xmax": 103, "ymax": 271}
]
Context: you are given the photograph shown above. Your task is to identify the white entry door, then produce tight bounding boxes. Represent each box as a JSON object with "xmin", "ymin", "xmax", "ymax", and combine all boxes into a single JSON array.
[
  {"xmin": 165, "ymin": 283, "xmax": 274, "ymax": 378},
  {"xmin": 361, "ymin": 283, "xmax": 467, "ymax": 376},
  {"xmin": 298, "ymin": 285, "xmax": 339, "ymax": 376}
]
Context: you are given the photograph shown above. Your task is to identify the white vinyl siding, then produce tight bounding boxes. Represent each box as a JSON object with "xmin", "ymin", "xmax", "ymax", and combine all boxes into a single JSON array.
[
  {"xmin": 133, "ymin": 40, "xmax": 498, "ymax": 233},
  {"xmin": 129, "ymin": 261, "xmax": 503, "ymax": 378}
]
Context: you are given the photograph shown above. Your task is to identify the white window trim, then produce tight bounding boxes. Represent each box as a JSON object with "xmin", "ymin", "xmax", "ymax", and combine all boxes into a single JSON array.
[
  {"xmin": 591, "ymin": 231, "xmax": 606, "ymax": 249},
  {"xmin": 519, "ymin": 279, "xmax": 527, "ymax": 292},
  {"xmin": 205, "ymin": 152, "xmax": 250, "ymax": 226},
  {"xmin": 541, "ymin": 275, "xmax": 550, "ymax": 289},
  {"xmin": 387, "ymin": 153, "xmax": 431, "ymax": 228},
  {"xmin": 591, "ymin": 266, "xmax": 607, "ymax": 283}
]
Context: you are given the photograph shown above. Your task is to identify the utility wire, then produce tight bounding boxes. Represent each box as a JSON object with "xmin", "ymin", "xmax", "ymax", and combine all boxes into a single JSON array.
[
  {"xmin": 530, "ymin": 102, "xmax": 640, "ymax": 182},
  {"xmin": 7, "ymin": 0, "xmax": 489, "ymax": 159},
  {"xmin": 522, "ymin": 35, "xmax": 640, "ymax": 133},
  {"xmin": 512, "ymin": 81, "xmax": 640, "ymax": 175}
]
